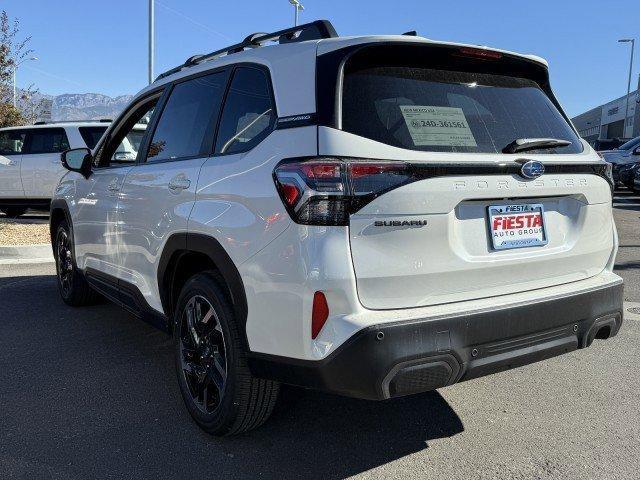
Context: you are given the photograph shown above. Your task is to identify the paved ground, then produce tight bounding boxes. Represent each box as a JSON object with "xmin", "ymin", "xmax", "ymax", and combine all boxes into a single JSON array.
[{"xmin": 0, "ymin": 193, "xmax": 639, "ymax": 480}]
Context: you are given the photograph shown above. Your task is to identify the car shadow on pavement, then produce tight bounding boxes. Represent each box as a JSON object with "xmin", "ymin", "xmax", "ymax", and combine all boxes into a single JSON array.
[
  {"xmin": 614, "ymin": 260, "xmax": 640, "ymax": 270},
  {"xmin": 223, "ymin": 386, "xmax": 463, "ymax": 479},
  {"xmin": 612, "ymin": 203, "xmax": 640, "ymax": 212},
  {"xmin": 0, "ymin": 273, "xmax": 463, "ymax": 480},
  {"xmin": 0, "ymin": 210, "xmax": 49, "ymax": 224}
]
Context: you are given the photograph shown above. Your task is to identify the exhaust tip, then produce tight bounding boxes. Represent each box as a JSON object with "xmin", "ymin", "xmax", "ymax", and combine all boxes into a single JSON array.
[
  {"xmin": 594, "ymin": 325, "xmax": 612, "ymax": 340},
  {"xmin": 583, "ymin": 312, "xmax": 621, "ymax": 347}
]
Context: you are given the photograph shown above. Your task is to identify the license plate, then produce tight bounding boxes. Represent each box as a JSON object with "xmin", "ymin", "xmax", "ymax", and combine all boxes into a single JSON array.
[{"xmin": 488, "ymin": 204, "xmax": 548, "ymax": 250}]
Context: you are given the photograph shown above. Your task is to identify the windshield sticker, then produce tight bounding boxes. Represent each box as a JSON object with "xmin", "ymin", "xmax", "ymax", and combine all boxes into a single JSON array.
[{"xmin": 399, "ymin": 106, "xmax": 478, "ymax": 147}]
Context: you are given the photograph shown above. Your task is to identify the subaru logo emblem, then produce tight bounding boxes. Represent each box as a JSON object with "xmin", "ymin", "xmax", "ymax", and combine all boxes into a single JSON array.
[{"xmin": 520, "ymin": 160, "xmax": 545, "ymax": 179}]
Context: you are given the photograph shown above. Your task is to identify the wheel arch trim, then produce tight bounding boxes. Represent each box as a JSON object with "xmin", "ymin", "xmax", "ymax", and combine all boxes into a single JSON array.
[
  {"xmin": 49, "ymin": 199, "xmax": 73, "ymax": 254},
  {"xmin": 157, "ymin": 233, "xmax": 249, "ymax": 346}
]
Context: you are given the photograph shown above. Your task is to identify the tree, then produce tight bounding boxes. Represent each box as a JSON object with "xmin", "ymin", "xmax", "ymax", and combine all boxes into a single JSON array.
[{"xmin": 0, "ymin": 10, "xmax": 43, "ymax": 127}]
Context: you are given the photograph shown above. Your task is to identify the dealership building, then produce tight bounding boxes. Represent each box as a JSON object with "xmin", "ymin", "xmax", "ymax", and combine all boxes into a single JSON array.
[{"xmin": 571, "ymin": 76, "xmax": 640, "ymax": 145}]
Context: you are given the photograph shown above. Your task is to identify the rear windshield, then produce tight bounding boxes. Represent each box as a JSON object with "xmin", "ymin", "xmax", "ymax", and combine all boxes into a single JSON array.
[{"xmin": 342, "ymin": 66, "xmax": 582, "ymax": 154}]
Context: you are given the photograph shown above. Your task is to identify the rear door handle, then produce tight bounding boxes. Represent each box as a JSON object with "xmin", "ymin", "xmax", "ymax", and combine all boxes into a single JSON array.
[{"xmin": 168, "ymin": 176, "xmax": 191, "ymax": 192}]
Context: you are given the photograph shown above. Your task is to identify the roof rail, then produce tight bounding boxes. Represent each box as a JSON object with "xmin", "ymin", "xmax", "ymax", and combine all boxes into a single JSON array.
[
  {"xmin": 155, "ymin": 19, "xmax": 338, "ymax": 81},
  {"xmin": 32, "ymin": 119, "xmax": 113, "ymax": 125}
]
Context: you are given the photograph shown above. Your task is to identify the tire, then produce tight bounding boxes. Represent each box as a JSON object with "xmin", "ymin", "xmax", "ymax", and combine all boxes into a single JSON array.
[
  {"xmin": 1, "ymin": 207, "xmax": 27, "ymax": 218},
  {"xmin": 174, "ymin": 271, "xmax": 279, "ymax": 436},
  {"xmin": 54, "ymin": 220, "xmax": 101, "ymax": 306}
]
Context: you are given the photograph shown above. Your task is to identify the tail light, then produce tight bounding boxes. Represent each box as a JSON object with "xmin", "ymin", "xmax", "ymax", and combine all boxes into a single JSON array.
[{"xmin": 273, "ymin": 157, "xmax": 414, "ymax": 225}]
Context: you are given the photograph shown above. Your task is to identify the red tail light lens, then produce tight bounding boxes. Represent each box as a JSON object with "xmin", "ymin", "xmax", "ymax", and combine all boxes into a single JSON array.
[
  {"xmin": 273, "ymin": 157, "xmax": 412, "ymax": 225},
  {"xmin": 311, "ymin": 291, "xmax": 329, "ymax": 339}
]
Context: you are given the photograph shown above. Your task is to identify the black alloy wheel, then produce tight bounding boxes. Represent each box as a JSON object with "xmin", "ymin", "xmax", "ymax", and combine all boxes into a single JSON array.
[
  {"xmin": 178, "ymin": 294, "xmax": 228, "ymax": 414},
  {"xmin": 56, "ymin": 227, "xmax": 74, "ymax": 298}
]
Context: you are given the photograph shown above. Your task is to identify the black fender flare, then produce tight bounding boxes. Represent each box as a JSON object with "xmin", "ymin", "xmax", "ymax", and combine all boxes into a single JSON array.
[
  {"xmin": 157, "ymin": 233, "xmax": 249, "ymax": 347},
  {"xmin": 49, "ymin": 199, "xmax": 73, "ymax": 255}
]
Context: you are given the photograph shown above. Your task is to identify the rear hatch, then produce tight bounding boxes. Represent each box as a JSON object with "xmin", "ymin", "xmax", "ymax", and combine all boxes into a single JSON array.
[{"xmin": 316, "ymin": 42, "xmax": 614, "ymax": 310}]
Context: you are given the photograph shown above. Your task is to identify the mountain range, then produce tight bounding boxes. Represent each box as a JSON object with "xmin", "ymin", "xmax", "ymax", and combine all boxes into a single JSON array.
[
  {"xmin": 20, "ymin": 91, "xmax": 135, "ymax": 121},
  {"xmin": 51, "ymin": 93, "xmax": 134, "ymax": 121}
]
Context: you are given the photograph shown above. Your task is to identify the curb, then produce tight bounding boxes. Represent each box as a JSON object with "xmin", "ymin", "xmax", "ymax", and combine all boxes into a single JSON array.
[{"xmin": 0, "ymin": 243, "xmax": 54, "ymax": 264}]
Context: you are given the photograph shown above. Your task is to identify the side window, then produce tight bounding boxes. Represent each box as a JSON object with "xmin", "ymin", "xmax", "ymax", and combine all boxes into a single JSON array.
[
  {"xmin": 215, "ymin": 67, "xmax": 276, "ymax": 155},
  {"xmin": 146, "ymin": 72, "xmax": 226, "ymax": 162},
  {"xmin": 0, "ymin": 130, "xmax": 27, "ymax": 155},
  {"xmin": 78, "ymin": 126, "xmax": 108, "ymax": 149},
  {"xmin": 94, "ymin": 97, "xmax": 159, "ymax": 168},
  {"xmin": 24, "ymin": 128, "xmax": 70, "ymax": 154}
]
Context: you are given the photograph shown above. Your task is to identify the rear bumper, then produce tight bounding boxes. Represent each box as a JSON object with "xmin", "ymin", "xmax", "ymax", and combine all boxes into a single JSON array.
[{"xmin": 249, "ymin": 280, "xmax": 623, "ymax": 400}]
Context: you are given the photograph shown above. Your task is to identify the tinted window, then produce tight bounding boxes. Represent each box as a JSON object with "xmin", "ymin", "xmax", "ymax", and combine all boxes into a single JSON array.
[
  {"xmin": 146, "ymin": 72, "xmax": 226, "ymax": 162},
  {"xmin": 95, "ymin": 98, "xmax": 158, "ymax": 168},
  {"xmin": 342, "ymin": 66, "xmax": 582, "ymax": 154},
  {"xmin": 24, "ymin": 128, "xmax": 70, "ymax": 154},
  {"xmin": 0, "ymin": 130, "xmax": 27, "ymax": 155},
  {"xmin": 79, "ymin": 126, "xmax": 108, "ymax": 149},
  {"xmin": 215, "ymin": 68, "xmax": 275, "ymax": 155}
]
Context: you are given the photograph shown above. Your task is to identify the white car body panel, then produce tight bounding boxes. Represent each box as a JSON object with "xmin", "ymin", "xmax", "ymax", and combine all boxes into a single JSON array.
[
  {"xmin": 117, "ymin": 157, "xmax": 206, "ymax": 312},
  {"xmin": 0, "ymin": 152, "xmax": 23, "ymax": 196},
  {"xmin": 71, "ymin": 167, "xmax": 133, "ymax": 276},
  {"xmin": 188, "ymin": 127, "xmax": 315, "ymax": 266}
]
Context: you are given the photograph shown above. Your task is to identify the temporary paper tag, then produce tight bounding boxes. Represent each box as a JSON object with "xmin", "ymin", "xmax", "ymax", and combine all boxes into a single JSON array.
[{"xmin": 400, "ymin": 106, "xmax": 477, "ymax": 147}]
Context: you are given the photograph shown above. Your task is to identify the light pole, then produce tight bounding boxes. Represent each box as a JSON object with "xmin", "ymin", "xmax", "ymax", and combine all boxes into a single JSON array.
[
  {"xmin": 149, "ymin": 0, "xmax": 155, "ymax": 84},
  {"xmin": 289, "ymin": 0, "xmax": 304, "ymax": 26},
  {"xmin": 618, "ymin": 38, "xmax": 635, "ymax": 138},
  {"xmin": 12, "ymin": 56, "xmax": 38, "ymax": 107}
]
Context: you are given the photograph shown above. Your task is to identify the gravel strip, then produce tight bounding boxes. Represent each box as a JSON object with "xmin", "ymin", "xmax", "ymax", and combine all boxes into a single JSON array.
[{"xmin": 0, "ymin": 220, "xmax": 50, "ymax": 246}]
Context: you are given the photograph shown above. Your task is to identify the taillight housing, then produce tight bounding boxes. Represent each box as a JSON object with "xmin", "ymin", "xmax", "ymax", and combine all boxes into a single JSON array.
[{"xmin": 273, "ymin": 157, "xmax": 414, "ymax": 225}]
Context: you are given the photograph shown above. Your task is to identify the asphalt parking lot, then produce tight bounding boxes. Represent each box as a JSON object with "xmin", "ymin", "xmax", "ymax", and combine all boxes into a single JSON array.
[{"xmin": 1, "ymin": 192, "xmax": 639, "ymax": 480}]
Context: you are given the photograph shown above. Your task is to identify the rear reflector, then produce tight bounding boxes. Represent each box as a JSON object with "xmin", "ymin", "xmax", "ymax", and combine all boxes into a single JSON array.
[{"xmin": 311, "ymin": 291, "xmax": 329, "ymax": 339}]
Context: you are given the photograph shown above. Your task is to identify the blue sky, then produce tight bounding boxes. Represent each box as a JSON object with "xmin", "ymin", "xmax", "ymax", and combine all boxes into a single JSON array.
[{"xmin": 4, "ymin": 0, "xmax": 639, "ymax": 117}]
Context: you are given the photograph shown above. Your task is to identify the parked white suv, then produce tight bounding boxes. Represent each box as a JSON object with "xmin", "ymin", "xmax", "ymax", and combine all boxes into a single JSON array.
[
  {"xmin": 50, "ymin": 21, "xmax": 623, "ymax": 436},
  {"xmin": 0, "ymin": 120, "xmax": 143, "ymax": 217}
]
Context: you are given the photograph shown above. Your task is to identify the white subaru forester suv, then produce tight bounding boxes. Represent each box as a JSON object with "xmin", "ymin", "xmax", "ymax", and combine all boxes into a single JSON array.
[{"xmin": 51, "ymin": 20, "xmax": 623, "ymax": 435}]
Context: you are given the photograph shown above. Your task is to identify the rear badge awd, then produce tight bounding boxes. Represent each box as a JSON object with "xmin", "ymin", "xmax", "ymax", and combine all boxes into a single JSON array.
[{"xmin": 520, "ymin": 160, "xmax": 545, "ymax": 179}]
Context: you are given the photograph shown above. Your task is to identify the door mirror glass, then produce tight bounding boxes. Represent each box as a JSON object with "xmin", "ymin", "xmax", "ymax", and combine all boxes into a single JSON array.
[{"xmin": 61, "ymin": 148, "xmax": 92, "ymax": 177}]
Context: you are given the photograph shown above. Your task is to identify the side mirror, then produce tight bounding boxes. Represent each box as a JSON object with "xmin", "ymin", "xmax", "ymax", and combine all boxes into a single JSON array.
[
  {"xmin": 633, "ymin": 146, "xmax": 640, "ymax": 156},
  {"xmin": 61, "ymin": 148, "xmax": 92, "ymax": 178}
]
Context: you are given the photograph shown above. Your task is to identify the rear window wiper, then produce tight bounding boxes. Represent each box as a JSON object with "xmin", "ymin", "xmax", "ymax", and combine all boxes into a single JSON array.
[{"xmin": 502, "ymin": 138, "xmax": 572, "ymax": 154}]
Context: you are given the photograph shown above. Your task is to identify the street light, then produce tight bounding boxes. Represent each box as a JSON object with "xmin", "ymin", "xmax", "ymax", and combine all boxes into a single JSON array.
[
  {"xmin": 149, "ymin": 0, "xmax": 155, "ymax": 84},
  {"xmin": 618, "ymin": 38, "xmax": 635, "ymax": 138},
  {"xmin": 289, "ymin": 0, "xmax": 304, "ymax": 26},
  {"xmin": 12, "ymin": 56, "xmax": 38, "ymax": 107}
]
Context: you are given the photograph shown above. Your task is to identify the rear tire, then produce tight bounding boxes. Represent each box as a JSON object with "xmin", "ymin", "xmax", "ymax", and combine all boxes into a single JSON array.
[
  {"xmin": 1, "ymin": 207, "xmax": 27, "ymax": 218},
  {"xmin": 54, "ymin": 220, "xmax": 101, "ymax": 306},
  {"xmin": 174, "ymin": 271, "xmax": 279, "ymax": 436}
]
